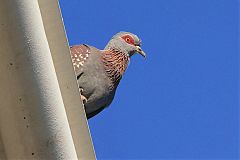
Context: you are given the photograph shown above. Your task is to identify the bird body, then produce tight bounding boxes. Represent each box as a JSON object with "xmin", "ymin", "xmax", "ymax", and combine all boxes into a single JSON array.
[{"xmin": 70, "ymin": 32, "xmax": 145, "ymax": 119}]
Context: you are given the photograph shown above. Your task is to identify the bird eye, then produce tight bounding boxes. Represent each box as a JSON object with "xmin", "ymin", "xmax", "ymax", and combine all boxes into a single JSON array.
[{"xmin": 121, "ymin": 35, "xmax": 134, "ymax": 45}]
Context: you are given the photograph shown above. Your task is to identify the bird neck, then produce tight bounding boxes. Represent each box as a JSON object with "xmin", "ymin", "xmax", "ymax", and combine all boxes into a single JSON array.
[{"xmin": 102, "ymin": 48, "xmax": 130, "ymax": 87}]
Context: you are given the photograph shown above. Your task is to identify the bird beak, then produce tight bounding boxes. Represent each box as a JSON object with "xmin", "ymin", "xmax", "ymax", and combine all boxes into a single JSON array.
[{"xmin": 136, "ymin": 46, "xmax": 146, "ymax": 58}]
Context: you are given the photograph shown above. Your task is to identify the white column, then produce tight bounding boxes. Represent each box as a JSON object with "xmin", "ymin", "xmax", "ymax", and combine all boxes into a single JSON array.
[{"xmin": 0, "ymin": 0, "xmax": 79, "ymax": 159}]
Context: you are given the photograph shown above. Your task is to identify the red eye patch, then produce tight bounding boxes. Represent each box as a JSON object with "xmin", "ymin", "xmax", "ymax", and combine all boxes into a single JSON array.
[{"xmin": 121, "ymin": 35, "xmax": 135, "ymax": 45}]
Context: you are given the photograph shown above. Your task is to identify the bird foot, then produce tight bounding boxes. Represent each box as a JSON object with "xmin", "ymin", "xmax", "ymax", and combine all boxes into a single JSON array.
[
  {"xmin": 81, "ymin": 95, "xmax": 87, "ymax": 104},
  {"xmin": 79, "ymin": 88, "xmax": 87, "ymax": 104}
]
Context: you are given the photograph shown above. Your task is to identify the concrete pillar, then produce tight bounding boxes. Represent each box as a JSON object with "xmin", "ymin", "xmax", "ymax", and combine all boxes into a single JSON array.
[{"xmin": 0, "ymin": 0, "xmax": 95, "ymax": 159}]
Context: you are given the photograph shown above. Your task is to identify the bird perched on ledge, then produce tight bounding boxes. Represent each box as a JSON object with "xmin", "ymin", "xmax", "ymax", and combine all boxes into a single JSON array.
[{"xmin": 70, "ymin": 32, "xmax": 146, "ymax": 119}]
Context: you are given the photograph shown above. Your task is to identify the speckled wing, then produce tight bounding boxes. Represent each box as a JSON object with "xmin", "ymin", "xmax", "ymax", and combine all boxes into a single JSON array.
[{"xmin": 70, "ymin": 44, "xmax": 91, "ymax": 77}]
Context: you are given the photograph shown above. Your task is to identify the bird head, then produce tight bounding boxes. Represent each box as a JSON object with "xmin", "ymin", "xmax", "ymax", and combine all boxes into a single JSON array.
[{"xmin": 105, "ymin": 31, "xmax": 146, "ymax": 58}]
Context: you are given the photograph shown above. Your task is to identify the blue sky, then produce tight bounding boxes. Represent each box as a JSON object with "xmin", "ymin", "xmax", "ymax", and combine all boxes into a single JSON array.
[{"xmin": 59, "ymin": 0, "xmax": 238, "ymax": 159}]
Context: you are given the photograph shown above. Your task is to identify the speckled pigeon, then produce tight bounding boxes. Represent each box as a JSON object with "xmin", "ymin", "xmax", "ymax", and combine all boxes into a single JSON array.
[{"xmin": 70, "ymin": 32, "xmax": 146, "ymax": 119}]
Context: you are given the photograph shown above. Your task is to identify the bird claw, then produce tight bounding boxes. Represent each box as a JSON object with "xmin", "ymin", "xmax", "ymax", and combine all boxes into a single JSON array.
[
  {"xmin": 79, "ymin": 88, "xmax": 84, "ymax": 93},
  {"xmin": 81, "ymin": 95, "xmax": 87, "ymax": 104},
  {"xmin": 79, "ymin": 88, "xmax": 87, "ymax": 104}
]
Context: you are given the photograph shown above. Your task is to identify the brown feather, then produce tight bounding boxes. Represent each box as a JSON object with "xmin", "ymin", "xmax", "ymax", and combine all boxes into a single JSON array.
[
  {"xmin": 70, "ymin": 44, "xmax": 90, "ymax": 70},
  {"xmin": 102, "ymin": 49, "xmax": 130, "ymax": 89}
]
